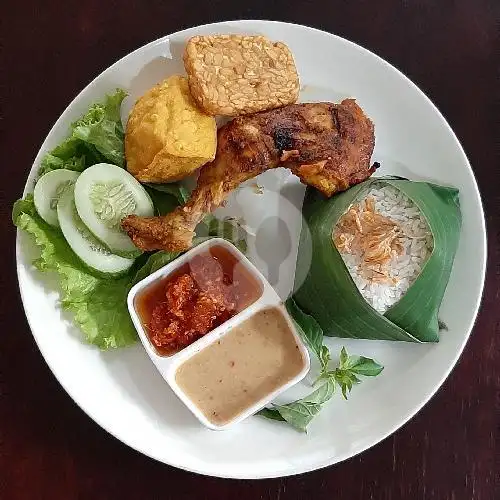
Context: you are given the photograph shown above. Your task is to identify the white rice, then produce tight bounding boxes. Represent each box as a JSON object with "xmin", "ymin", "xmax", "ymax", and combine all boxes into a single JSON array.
[{"xmin": 336, "ymin": 184, "xmax": 433, "ymax": 314}]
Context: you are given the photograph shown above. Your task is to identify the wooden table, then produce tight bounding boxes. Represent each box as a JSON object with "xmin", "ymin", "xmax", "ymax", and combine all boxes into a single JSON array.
[{"xmin": 2, "ymin": 1, "xmax": 498, "ymax": 499}]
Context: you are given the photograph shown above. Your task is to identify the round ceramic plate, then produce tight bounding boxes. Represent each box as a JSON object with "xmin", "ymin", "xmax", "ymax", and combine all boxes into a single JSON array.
[{"xmin": 17, "ymin": 21, "xmax": 486, "ymax": 478}]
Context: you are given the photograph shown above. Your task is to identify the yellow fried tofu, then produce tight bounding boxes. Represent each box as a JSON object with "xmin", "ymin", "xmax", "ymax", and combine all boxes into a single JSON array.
[{"xmin": 125, "ymin": 75, "xmax": 217, "ymax": 183}]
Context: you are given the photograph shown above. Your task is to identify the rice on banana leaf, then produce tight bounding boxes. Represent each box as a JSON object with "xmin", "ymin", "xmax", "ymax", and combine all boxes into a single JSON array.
[{"xmin": 293, "ymin": 177, "xmax": 461, "ymax": 343}]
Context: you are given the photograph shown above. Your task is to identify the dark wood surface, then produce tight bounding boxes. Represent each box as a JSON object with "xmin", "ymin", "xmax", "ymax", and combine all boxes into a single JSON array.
[{"xmin": 2, "ymin": 1, "xmax": 499, "ymax": 499}]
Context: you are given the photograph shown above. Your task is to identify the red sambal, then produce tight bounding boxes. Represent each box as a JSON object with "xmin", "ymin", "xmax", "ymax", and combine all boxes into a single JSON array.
[{"xmin": 135, "ymin": 245, "xmax": 262, "ymax": 356}]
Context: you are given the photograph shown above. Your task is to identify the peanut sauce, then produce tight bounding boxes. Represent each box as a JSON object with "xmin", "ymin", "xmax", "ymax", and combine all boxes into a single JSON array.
[
  {"xmin": 135, "ymin": 245, "xmax": 262, "ymax": 356},
  {"xmin": 175, "ymin": 307, "xmax": 306, "ymax": 425}
]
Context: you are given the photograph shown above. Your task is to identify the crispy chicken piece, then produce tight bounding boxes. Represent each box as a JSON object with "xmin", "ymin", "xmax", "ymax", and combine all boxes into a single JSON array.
[{"xmin": 122, "ymin": 100, "xmax": 376, "ymax": 251}]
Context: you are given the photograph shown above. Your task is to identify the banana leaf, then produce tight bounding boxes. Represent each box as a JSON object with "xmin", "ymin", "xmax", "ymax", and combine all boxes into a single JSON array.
[{"xmin": 293, "ymin": 178, "xmax": 461, "ymax": 343}]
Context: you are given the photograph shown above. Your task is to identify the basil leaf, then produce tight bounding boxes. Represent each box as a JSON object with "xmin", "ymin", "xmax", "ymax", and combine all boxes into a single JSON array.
[
  {"xmin": 342, "ymin": 354, "xmax": 384, "ymax": 376},
  {"xmin": 319, "ymin": 345, "xmax": 331, "ymax": 372},
  {"xmin": 145, "ymin": 186, "xmax": 181, "ymax": 216},
  {"xmin": 259, "ymin": 345, "xmax": 384, "ymax": 431},
  {"xmin": 197, "ymin": 214, "xmax": 248, "ymax": 253},
  {"xmin": 285, "ymin": 298, "xmax": 324, "ymax": 363},
  {"xmin": 334, "ymin": 369, "xmax": 361, "ymax": 399},
  {"xmin": 257, "ymin": 408, "xmax": 286, "ymax": 422},
  {"xmin": 145, "ymin": 183, "xmax": 191, "ymax": 205},
  {"xmin": 339, "ymin": 346, "xmax": 348, "ymax": 368},
  {"xmin": 269, "ymin": 379, "xmax": 336, "ymax": 432},
  {"xmin": 132, "ymin": 251, "xmax": 180, "ymax": 285}
]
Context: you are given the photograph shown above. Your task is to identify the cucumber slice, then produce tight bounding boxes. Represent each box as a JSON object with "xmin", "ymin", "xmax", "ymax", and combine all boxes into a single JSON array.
[
  {"xmin": 33, "ymin": 169, "xmax": 80, "ymax": 227},
  {"xmin": 74, "ymin": 163, "xmax": 154, "ymax": 257},
  {"xmin": 57, "ymin": 186, "xmax": 134, "ymax": 277}
]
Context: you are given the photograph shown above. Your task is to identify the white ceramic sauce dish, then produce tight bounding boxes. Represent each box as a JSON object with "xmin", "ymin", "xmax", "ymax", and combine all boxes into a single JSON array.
[{"xmin": 127, "ymin": 238, "xmax": 310, "ymax": 430}]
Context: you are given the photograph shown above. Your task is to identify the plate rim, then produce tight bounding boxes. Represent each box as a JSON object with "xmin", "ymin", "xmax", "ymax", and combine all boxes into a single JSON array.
[{"xmin": 15, "ymin": 19, "xmax": 487, "ymax": 478}]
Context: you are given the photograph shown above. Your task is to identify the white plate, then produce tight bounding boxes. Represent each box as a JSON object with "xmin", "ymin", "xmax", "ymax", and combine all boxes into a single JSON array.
[{"xmin": 16, "ymin": 20, "xmax": 486, "ymax": 478}]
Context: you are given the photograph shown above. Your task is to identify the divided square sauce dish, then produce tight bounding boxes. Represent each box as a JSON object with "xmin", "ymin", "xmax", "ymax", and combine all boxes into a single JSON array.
[{"xmin": 127, "ymin": 238, "xmax": 310, "ymax": 430}]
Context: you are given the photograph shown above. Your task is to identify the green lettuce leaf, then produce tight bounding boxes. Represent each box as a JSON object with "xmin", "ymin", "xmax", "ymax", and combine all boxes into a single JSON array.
[
  {"xmin": 15, "ymin": 83, "xmax": 252, "ymax": 349},
  {"xmin": 71, "ymin": 89, "xmax": 126, "ymax": 166},
  {"xmin": 39, "ymin": 89, "xmax": 127, "ymax": 176},
  {"xmin": 39, "ymin": 154, "xmax": 87, "ymax": 176},
  {"xmin": 14, "ymin": 195, "xmax": 136, "ymax": 348},
  {"xmin": 14, "ymin": 193, "xmax": 249, "ymax": 348}
]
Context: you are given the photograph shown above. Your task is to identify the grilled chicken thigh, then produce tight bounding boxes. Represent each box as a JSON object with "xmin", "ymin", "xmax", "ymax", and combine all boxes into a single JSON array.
[{"xmin": 122, "ymin": 99, "xmax": 376, "ymax": 252}]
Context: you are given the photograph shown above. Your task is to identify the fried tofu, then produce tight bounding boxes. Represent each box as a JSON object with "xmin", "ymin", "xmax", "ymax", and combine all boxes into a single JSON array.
[{"xmin": 125, "ymin": 75, "xmax": 217, "ymax": 183}]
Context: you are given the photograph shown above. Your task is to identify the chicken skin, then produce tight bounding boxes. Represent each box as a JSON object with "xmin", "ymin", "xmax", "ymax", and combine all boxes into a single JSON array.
[{"xmin": 122, "ymin": 99, "xmax": 376, "ymax": 252}]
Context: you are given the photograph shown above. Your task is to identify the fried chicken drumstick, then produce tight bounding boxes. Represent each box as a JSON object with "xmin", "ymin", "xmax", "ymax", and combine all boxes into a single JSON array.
[{"xmin": 122, "ymin": 99, "xmax": 376, "ymax": 252}]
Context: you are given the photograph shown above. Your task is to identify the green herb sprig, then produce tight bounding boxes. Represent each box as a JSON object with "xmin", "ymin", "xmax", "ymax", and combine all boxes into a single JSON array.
[{"xmin": 257, "ymin": 298, "xmax": 383, "ymax": 432}]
